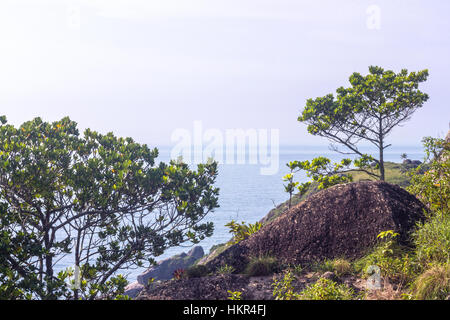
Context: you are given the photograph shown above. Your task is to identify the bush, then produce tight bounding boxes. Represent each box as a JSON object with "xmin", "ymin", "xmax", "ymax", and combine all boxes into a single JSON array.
[
  {"xmin": 413, "ymin": 210, "xmax": 450, "ymax": 266},
  {"xmin": 272, "ymin": 270, "xmax": 300, "ymax": 300},
  {"xmin": 245, "ymin": 256, "xmax": 278, "ymax": 277},
  {"xmin": 332, "ymin": 259, "xmax": 352, "ymax": 277},
  {"xmin": 216, "ymin": 264, "xmax": 236, "ymax": 275},
  {"xmin": 411, "ymin": 264, "xmax": 450, "ymax": 300},
  {"xmin": 309, "ymin": 258, "xmax": 352, "ymax": 277},
  {"xmin": 225, "ymin": 220, "xmax": 262, "ymax": 244},
  {"xmin": 353, "ymin": 233, "xmax": 420, "ymax": 285},
  {"xmin": 298, "ymin": 278, "xmax": 355, "ymax": 300},
  {"xmin": 185, "ymin": 265, "xmax": 209, "ymax": 279}
]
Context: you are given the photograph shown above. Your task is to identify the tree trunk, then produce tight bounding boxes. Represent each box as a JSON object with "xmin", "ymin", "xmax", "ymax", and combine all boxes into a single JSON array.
[
  {"xmin": 379, "ymin": 148, "xmax": 385, "ymax": 181},
  {"xmin": 379, "ymin": 116, "xmax": 385, "ymax": 181}
]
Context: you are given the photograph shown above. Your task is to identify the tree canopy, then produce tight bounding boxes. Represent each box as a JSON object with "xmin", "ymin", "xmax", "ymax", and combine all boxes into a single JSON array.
[
  {"xmin": 0, "ymin": 116, "xmax": 219, "ymax": 299},
  {"xmin": 298, "ymin": 66, "xmax": 429, "ymax": 181}
]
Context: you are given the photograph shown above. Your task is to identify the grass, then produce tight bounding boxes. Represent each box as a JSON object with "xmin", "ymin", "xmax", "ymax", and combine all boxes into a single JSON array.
[
  {"xmin": 244, "ymin": 255, "xmax": 278, "ymax": 277},
  {"xmin": 411, "ymin": 264, "xmax": 450, "ymax": 300},
  {"xmin": 346, "ymin": 162, "xmax": 412, "ymax": 187}
]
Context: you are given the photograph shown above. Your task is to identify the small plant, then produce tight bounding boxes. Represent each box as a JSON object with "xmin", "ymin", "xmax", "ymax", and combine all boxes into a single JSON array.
[
  {"xmin": 185, "ymin": 265, "xmax": 209, "ymax": 279},
  {"xmin": 332, "ymin": 259, "xmax": 352, "ymax": 277},
  {"xmin": 298, "ymin": 278, "xmax": 355, "ymax": 300},
  {"xmin": 227, "ymin": 290, "xmax": 242, "ymax": 300},
  {"xmin": 411, "ymin": 264, "xmax": 450, "ymax": 300},
  {"xmin": 244, "ymin": 256, "xmax": 278, "ymax": 277},
  {"xmin": 272, "ymin": 270, "xmax": 300, "ymax": 300},
  {"xmin": 225, "ymin": 220, "xmax": 262, "ymax": 244},
  {"xmin": 353, "ymin": 232, "xmax": 420, "ymax": 285},
  {"xmin": 288, "ymin": 264, "xmax": 303, "ymax": 276},
  {"xmin": 216, "ymin": 264, "xmax": 236, "ymax": 275},
  {"xmin": 173, "ymin": 269, "xmax": 185, "ymax": 280},
  {"xmin": 377, "ymin": 230, "xmax": 400, "ymax": 240}
]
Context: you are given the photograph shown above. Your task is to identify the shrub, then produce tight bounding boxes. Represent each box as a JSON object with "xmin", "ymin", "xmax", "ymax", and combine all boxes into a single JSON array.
[
  {"xmin": 225, "ymin": 220, "xmax": 262, "ymax": 244},
  {"xmin": 354, "ymin": 232, "xmax": 420, "ymax": 285},
  {"xmin": 411, "ymin": 264, "xmax": 450, "ymax": 300},
  {"xmin": 298, "ymin": 278, "xmax": 355, "ymax": 300},
  {"xmin": 332, "ymin": 259, "xmax": 352, "ymax": 277},
  {"xmin": 413, "ymin": 210, "xmax": 450, "ymax": 266},
  {"xmin": 245, "ymin": 256, "xmax": 278, "ymax": 277},
  {"xmin": 272, "ymin": 270, "xmax": 300, "ymax": 300},
  {"xmin": 216, "ymin": 264, "xmax": 236, "ymax": 275},
  {"xmin": 185, "ymin": 265, "xmax": 209, "ymax": 279}
]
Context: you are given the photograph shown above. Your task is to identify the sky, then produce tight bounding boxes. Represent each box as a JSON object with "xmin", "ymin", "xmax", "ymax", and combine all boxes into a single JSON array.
[{"xmin": 0, "ymin": 0, "xmax": 449, "ymax": 148}]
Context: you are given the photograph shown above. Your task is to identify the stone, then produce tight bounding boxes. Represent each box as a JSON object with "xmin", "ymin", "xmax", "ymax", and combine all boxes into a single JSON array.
[
  {"xmin": 123, "ymin": 281, "xmax": 144, "ymax": 298},
  {"xmin": 206, "ymin": 181, "xmax": 425, "ymax": 272},
  {"xmin": 137, "ymin": 246, "xmax": 204, "ymax": 284}
]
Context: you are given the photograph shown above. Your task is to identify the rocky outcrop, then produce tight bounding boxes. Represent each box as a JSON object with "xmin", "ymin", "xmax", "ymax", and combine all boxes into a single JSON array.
[
  {"xmin": 124, "ymin": 246, "xmax": 204, "ymax": 298},
  {"xmin": 137, "ymin": 246, "xmax": 204, "ymax": 284},
  {"xmin": 123, "ymin": 282, "xmax": 144, "ymax": 299},
  {"xmin": 205, "ymin": 181, "xmax": 425, "ymax": 272}
]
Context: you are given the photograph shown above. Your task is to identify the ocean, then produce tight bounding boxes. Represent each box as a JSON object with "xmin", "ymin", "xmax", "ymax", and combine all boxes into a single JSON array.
[{"xmin": 54, "ymin": 145, "xmax": 425, "ymax": 282}]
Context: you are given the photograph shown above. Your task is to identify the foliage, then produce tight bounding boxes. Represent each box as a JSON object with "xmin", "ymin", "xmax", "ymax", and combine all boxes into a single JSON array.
[
  {"xmin": 407, "ymin": 137, "xmax": 449, "ymax": 213},
  {"xmin": 283, "ymin": 264, "xmax": 303, "ymax": 276},
  {"xmin": 412, "ymin": 210, "xmax": 450, "ymax": 266},
  {"xmin": 227, "ymin": 290, "xmax": 242, "ymax": 300},
  {"xmin": 244, "ymin": 256, "xmax": 278, "ymax": 277},
  {"xmin": 411, "ymin": 264, "xmax": 450, "ymax": 300},
  {"xmin": 185, "ymin": 264, "xmax": 209, "ymax": 279},
  {"xmin": 272, "ymin": 270, "xmax": 300, "ymax": 300},
  {"xmin": 216, "ymin": 264, "xmax": 236, "ymax": 275},
  {"xmin": 354, "ymin": 231, "xmax": 419, "ymax": 285},
  {"xmin": 298, "ymin": 66, "xmax": 429, "ymax": 181},
  {"xmin": 330, "ymin": 259, "xmax": 352, "ymax": 277},
  {"xmin": 225, "ymin": 220, "xmax": 262, "ymax": 245},
  {"xmin": 298, "ymin": 278, "xmax": 355, "ymax": 300},
  {"xmin": 0, "ymin": 116, "xmax": 219, "ymax": 299}
]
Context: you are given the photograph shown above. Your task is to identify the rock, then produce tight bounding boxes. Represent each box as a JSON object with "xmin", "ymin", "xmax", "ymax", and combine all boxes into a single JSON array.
[
  {"xmin": 411, "ymin": 160, "xmax": 422, "ymax": 166},
  {"xmin": 124, "ymin": 281, "xmax": 144, "ymax": 298},
  {"xmin": 187, "ymin": 246, "xmax": 204, "ymax": 260},
  {"xmin": 137, "ymin": 274, "xmax": 289, "ymax": 300},
  {"xmin": 206, "ymin": 181, "xmax": 425, "ymax": 272},
  {"xmin": 402, "ymin": 159, "xmax": 412, "ymax": 165},
  {"xmin": 137, "ymin": 246, "xmax": 204, "ymax": 283}
]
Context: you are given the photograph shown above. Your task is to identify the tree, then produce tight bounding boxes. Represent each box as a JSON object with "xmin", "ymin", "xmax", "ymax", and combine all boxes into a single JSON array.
[
  {"xmin": 299, "ymin": 66, "xmax": 429, "ymax": 181},
  {"xmin": 0, "ymin": 116, "xmax": 219, "ymax": 299}
]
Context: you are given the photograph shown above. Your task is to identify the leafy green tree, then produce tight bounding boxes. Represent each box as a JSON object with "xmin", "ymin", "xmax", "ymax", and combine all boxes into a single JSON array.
[
  {"xmin": 0, "ymin": 116, "xmax": 219, "ymax": 299},
  {"xmin": 299, "ymin": 66, "xmax": 429, "ymax": 181}
]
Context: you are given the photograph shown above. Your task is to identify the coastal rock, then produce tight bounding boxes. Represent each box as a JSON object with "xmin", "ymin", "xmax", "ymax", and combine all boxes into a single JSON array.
[
  {"xmin": 137, "ymin": 246, "xmax": 204, "ymax": 284},
  {"xmin": 205, "ymin": 181, "xmax": 425, "ymax": 272},
  {"xmin": 123, "ymin": 281, "xmax": 144, "ymax": 298}
]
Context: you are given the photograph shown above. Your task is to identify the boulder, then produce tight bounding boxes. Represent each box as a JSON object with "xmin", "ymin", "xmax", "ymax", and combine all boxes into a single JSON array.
[
  {"xmin": 205, "ymin": 181, "xmax": 425, "ymax": 272},
  {"xmin": 137, "ymin": 246, "xmax": 204, "ymax": 284},
  {"xmin": 123, "ymin": 281, "xmax": 144, "ymax": 299}
]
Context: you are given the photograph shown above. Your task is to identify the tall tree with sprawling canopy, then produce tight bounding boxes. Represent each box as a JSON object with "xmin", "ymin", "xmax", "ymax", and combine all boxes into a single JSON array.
[
  {"xmin": 0, "ymin": 116, "xmax": 219, "ymax": 299},
  {"xmin": 299, "ymin": 66, "xmax": 429, "ymax": 181}
]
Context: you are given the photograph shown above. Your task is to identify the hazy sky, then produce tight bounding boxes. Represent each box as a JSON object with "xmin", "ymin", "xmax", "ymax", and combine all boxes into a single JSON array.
[{"xmin": 0, "ymin": 0, "xmax": 449, "ymax": 147}]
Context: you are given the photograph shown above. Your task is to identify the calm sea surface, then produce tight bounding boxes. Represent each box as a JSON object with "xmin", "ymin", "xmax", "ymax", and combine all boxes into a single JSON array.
[{"xmin": 54, "ymin": 145, "xmax": 425, "ymax": 282}]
